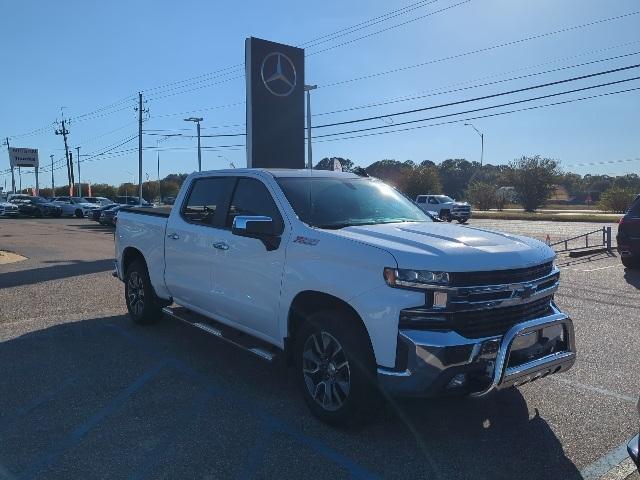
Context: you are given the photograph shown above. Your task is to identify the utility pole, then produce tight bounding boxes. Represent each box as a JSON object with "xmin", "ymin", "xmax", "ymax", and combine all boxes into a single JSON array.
[
  {"xmin": 184, "ymin": 117, "xmax": 203, "ymax": 172},
  {"xmin": 76, "ymin": 146, "xmax": 82, "ymax": 197},
  {"xmin": 157, "ymin": 140, "xmax": 161, "ymax": 203},
  {"xmin": 304, "ymin": 85, "xmax": 317, "ymax": 169},
  {"xmin": 50, "ymin": 154, "xmax": 55, "ymax": 195},
  {"xmin": 55, "ymin": 119, "xmax": 73, "ymax": 195},
  {"xmin": 137, "ymin": 93, "xmax": 144, "ymax": 205},
  {"xmin": 3, "ymin": 137, "xmax": 15, "ymax": 193}
]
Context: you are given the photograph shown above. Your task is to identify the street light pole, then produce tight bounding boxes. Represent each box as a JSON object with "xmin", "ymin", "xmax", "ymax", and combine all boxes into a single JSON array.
[
  {"xmin": 184, "ymin": 117, "xmax": 203, "ymax": 172},
  {"xmin": 304, "ymin": 85, "xmax": 317, "ymax": 169},
  {"xmin": 76, "ymin": 146, "xmax": 82, "ymax": 197},
  {"xmin": 50, "ymin": 154, "xmax": 55, "ymax": 196},
  {"xmin": 464, "ymin": 123, "xmax": 484, "ymax": 167}
]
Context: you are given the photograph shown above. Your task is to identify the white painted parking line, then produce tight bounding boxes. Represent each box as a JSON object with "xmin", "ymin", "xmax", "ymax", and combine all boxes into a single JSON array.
[
  {"xmin": 552, "ymin": 377, "xmax": 637, "ymax": 404},
  {"xmin": 562, "ymin": 264, "xmax": 623, "ymax": 273}
]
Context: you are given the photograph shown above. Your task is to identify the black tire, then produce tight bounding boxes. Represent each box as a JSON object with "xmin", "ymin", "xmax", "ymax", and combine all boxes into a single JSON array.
[
  {"xmin": 457, "ymin": 218, "xmax": 468, "ymax": 224},
  {"xmin": 35, "ymin": 208, "xmax": 43, "ymax": 218},
  {"xmin": 75, "ymin": 209, "xmax": 84, "ymax": 218},
  {"xmin": 621, "ymin": 256, "xmax": 639, "ymax": 269},
  {"xmin": 294, "ymin": 309, "xmax": 379, "ymax": 426},
  {"xmin": 124, "ymin": 259, "xmax": 162, "ymax": 325}
]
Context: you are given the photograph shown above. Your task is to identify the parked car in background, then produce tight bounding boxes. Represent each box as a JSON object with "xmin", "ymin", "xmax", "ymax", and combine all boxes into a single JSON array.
[
  {"xmin": 617, "ymin": 194, "xmax": 640, "ymax": 269},
  {"xmin": 52, "ymin": 197, "xmax": 100, "ymax": 218},
  {"xmin": 164, "ymin": 196, "xmax": 176, "ymax": 205},
  {"xmin": 10, "ymin": 196, "xmax": 62, "ymax": 217},
  {"xmin": 83, "ymin": 196, "xmax": 114, "ymax": 207},
  {"xmin": 99, "ymin": 204, "xmax": 123, "ymax": 226},
  {"xmin": 415, "ymin": 195, "xmax": 471, "ymax": 223},
  {"xmin": 114, "ymin": 196, "xmax": 150, "ymax": 206},
  {"xmin": 91, "ymin": 203, "xmax": 120, "ymax": 222},
  {"xmin": 0, "ymin": 201, "xmax": 20, "ymax": 217}
]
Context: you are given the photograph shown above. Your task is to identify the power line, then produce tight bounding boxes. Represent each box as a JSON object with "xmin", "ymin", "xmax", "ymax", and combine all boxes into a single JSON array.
[
  {"xmin": 307, "ymin": 0, "xmax": 470, "ymax": 56},
  {"xmin": 313, "ymin": 85, "xmax": 640, "ymax": 144},
  {"xmin": 314, "ymin": 63, "xmax": 640, "ymax": 129},
  {"xmin": 314, "ymin": 75, "xmax": 640, "ymax": 138},
  {"xmin": 319, "ymin": 10, "xmax": 640, "ymax": 88},
  {"xmin": 314, "ymin": 48, "xmax": 640, "ymax": 117}
]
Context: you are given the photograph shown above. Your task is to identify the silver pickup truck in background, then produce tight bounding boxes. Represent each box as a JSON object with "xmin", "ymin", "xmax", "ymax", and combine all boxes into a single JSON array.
[{"xmin": 416, "ymin": 194, "xmax": 471, "ymax": 223}]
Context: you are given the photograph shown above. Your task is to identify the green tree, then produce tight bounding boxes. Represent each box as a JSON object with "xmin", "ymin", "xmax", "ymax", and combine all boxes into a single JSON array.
[
  {"xmin": 398, "ymin": 165, "xmax": 441, "ymax": 199},
  {"xmin": 597, "ymin": 186, "xmax": 637, "ymax": 213},
  {"xmin": 314, "ymin": 157, "xmax": 354, "ymax": 172},
  {"xmin": 505, "ymin": 156, "xmax": 560, "ymax": 212},
  {"xmin": 467, "ymin": 182, "xmax": 497, "ymax": 210},
  {"xmin": 437, "ymin": 158, "xmax": 478, "ymax": 199},
  {"xmin": 90, "ymin": 183, "xmax": 117, "ymax": 199},
  {"xmin": 365, "ymin": 159, "xmax": 413, "ymax": 187}
]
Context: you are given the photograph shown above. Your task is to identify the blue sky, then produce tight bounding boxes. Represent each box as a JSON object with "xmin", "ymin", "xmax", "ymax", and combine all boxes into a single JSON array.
[{"xmin": 1, "ymin": 0, "xmax": 639, "ymax": 189}]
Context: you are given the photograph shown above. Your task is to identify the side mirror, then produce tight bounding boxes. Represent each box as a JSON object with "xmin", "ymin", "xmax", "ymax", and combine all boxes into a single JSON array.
[{"xmin": 232, "ymin": 215, "xmax": 280, "ymax": 251}]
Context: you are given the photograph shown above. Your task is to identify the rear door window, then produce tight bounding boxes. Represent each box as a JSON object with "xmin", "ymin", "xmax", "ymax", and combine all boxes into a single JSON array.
[{"xmin": 181, "ymin": 177, "xmax": 236, "ymax": 227}]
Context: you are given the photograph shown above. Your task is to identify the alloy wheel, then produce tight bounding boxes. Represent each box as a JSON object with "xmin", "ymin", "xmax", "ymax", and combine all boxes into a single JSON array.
[
  {"xmin": 127, "ymin": 272, "xmax": 145, "ymax": 316},
  {"xmin": 302, "ymin": 331, "xmax": 351, "ymax": 412}
]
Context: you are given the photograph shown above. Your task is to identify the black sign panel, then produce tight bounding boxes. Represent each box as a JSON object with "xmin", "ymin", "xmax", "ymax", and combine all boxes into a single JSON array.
[{"xmin": 245, "ymin": 37, "xmax": 305, "ymax": 169}]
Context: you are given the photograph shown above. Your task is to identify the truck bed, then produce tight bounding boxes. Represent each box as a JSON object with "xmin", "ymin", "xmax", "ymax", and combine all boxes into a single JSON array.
[{"xmin": 121, "ymin": 205, "xmax": 172, "ymax": 217}]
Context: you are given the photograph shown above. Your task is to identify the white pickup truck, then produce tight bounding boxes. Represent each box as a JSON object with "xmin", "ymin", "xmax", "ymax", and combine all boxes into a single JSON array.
[
  {"xmin": 415, "ymin": 194, "xmax": 471, "ymax": 223},
  {"xmin": 115, "ymin": 169, "xmax": 575, "ymax": 425}
]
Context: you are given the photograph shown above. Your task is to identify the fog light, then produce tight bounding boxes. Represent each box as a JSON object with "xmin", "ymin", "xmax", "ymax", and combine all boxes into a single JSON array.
[
  {"xmin": 447, "ymin": 373, "xmax": 467, "ymax": 389},
  {"xmin": 433, "ymin": 291, "xmax": 448, "ymax": 308}
]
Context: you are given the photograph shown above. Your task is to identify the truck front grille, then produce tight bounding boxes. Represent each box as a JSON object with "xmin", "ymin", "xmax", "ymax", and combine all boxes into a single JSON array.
[
  {"xmin": 450, "ymin": 296, "xmax": 553, "ymax": 338},
  {"xmin": 449, "ymin": 262, "xmax": 553, "ymax": 287}
]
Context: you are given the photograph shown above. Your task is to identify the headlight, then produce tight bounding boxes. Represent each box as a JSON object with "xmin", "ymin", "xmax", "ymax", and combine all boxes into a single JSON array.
[{"xmin": 383, "ymin": 267, "xmax": 450, "ymax": 289}]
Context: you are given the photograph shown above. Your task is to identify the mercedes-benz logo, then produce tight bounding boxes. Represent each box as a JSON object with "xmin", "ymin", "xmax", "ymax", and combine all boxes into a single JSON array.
[{"xmin": 260, "ymin": 52, "xmax": 297, "ymax": 97}]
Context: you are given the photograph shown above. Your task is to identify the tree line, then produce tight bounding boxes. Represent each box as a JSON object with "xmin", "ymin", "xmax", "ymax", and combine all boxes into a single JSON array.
[
  {"xmin": 27, "ymin": 156, "xmax": 639, "ymax": 213},
  {"xmin": 316, "ymin": 156, "xmax": 640, "ymax": 213}
]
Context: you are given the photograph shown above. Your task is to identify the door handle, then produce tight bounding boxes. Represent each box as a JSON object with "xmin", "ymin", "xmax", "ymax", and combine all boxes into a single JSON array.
[
  {"xmin": 212, "ymin": 241, "xmax": 229, "ymax": 251},
  {"xmin": 167, "ymin": 233, "xmax": 180, "ymax": 240}
]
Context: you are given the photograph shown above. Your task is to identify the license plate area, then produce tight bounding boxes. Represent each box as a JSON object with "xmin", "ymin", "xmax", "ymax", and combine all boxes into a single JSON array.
[{"xmin": 507, "ymin": 324, "xmax": 567, "ymax": 368}]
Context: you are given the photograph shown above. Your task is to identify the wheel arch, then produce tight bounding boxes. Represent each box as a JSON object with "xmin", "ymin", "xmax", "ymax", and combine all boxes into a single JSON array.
[
  {"xmin": 285, "ymin": 290, "xmax": 374, "ymax": 365},
  {"xmin": 121, "ymin": 246, "xmax": 146, "ymax": 276}
]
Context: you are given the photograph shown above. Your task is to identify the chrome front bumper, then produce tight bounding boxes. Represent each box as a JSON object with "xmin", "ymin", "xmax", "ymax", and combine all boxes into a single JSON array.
[{"xmin": 377, "ymin": 303, "xmax": 576, "ymax": 397}]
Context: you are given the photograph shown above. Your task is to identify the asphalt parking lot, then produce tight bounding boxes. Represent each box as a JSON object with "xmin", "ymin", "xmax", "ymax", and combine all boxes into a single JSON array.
[{"xmin": 0, "ymin": 217, "xmax": 638, "ymax": 480}]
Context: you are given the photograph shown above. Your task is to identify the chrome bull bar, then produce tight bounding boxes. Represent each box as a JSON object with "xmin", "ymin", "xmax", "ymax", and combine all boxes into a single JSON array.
[{"xmin": 471, "ymin": 303, "xmax": 576, "ymax": 397}]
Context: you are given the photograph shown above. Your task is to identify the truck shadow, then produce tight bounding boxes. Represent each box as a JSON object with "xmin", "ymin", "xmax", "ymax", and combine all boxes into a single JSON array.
[
  {"xmin": 0, "ymin": 314, "xmax": 582, "ymax": 480},
  {"xmin": 0, "ymin": 258, "xmax": 114, "ymax": 288}
]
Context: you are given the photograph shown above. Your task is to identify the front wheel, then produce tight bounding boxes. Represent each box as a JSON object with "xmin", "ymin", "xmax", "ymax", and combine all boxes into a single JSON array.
[
  {"xmin": 124, "ymin": 259, "xmax": 162, "ymax": 325},
  {"xmin": 295, "ymin": 310, "xmax": 379, "ymax": 426},
  {"xmin": 457, "ymin": 218, "xmax": 468, "ymax": 224},
  {"xmin": 75, "ymin": 209, "xmax": 84, "ymax": 218}
]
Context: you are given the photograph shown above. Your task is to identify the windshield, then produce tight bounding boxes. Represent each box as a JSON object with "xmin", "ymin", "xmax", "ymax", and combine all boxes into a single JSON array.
[
  {"xmin": 71, "ymin": 197, "xmax": 89, "ymax": 203},
  {"xmin": 436, "ymin": 196, "xmax": 454, "ymax": 203},
  {"xmin": 277, "ymin": 177, "xmax": 431, "ymax": 229}
]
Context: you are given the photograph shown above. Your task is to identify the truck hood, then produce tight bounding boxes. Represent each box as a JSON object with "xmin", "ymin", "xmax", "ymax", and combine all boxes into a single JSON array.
[{"xmin": 326, "ymin": 221, "xmax": 554, "ymax": 272}]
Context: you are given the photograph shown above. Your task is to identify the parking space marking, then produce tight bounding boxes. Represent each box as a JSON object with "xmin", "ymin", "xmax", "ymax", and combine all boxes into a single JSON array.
[
  {"xmin": 0, "ymin": 377, "xmax": 76, "ymax": 435},
  {"xmin": 564, "ymin": 264, "xmax": 623, "ymax": 273},
  {"xmin": 128, "ymin": 386, "xmax": 218, "ymax": 480},
  {"xmin": 580, "ymin": 440, "xmax": 632, "ymax": 480},
  {"xmin": 552, "ymin": 377, "xmax": 637, "ymax": 404},
  {"xmin": 19, "ymin": 361, "xmax": 167, "ymax": 480},
  {"xmin": 106, "ymin": 322, "xmax": 381, "ymax": 480}
]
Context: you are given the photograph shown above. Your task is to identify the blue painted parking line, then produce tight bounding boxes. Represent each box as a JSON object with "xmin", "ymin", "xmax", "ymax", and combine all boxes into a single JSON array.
[
  {"xmin": 239, "ymin": 419, "xmax": 275, "ymax": 480},
  {"xmin": 0, "ymin": 377, "xmax": 76, "ymax": 435},
  {"xmin": 19, "ymin": 361, "xmax": 167, "ymax": 480},
  {"xmin": 107, "ymin": 322, "xmax": 381, "ymax": 479},
  {"xmin": 580, "ymin": 440, "xmax": 632, "ymax": 480},
  {"xmin": 127, "ymin": 386, "xmax": 218, "ymax": 480}
]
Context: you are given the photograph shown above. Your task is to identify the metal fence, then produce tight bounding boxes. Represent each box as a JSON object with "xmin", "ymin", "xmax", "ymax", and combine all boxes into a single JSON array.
[{"xmin": 549, "ymin": 226, "xmax": 612, "ymax": 253}]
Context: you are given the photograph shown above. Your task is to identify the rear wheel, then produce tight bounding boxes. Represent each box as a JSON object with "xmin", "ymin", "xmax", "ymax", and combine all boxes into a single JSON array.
[
  {"xmin": 621, "ymin": 256, "xmax": 639, "ymax": 269},
  {"xmin": 124, "ymin": 259, "xmax": 162, "ymax": 325},
  {"xmin": 295, "ymin": 309, "xmax": 379, "ymax": 426},
  {"xmin": 75, "ymin": 209, "xmax": 83, "ymax": 218},
  {"xmin": 457, "ymin": 218, "xmax": 468, "ymax": 224}
]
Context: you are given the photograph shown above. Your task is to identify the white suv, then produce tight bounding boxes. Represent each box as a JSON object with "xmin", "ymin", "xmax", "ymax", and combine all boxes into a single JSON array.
[{"xmin": 52, "ymin": 196, "xmax": 99, "ymax": 218}]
